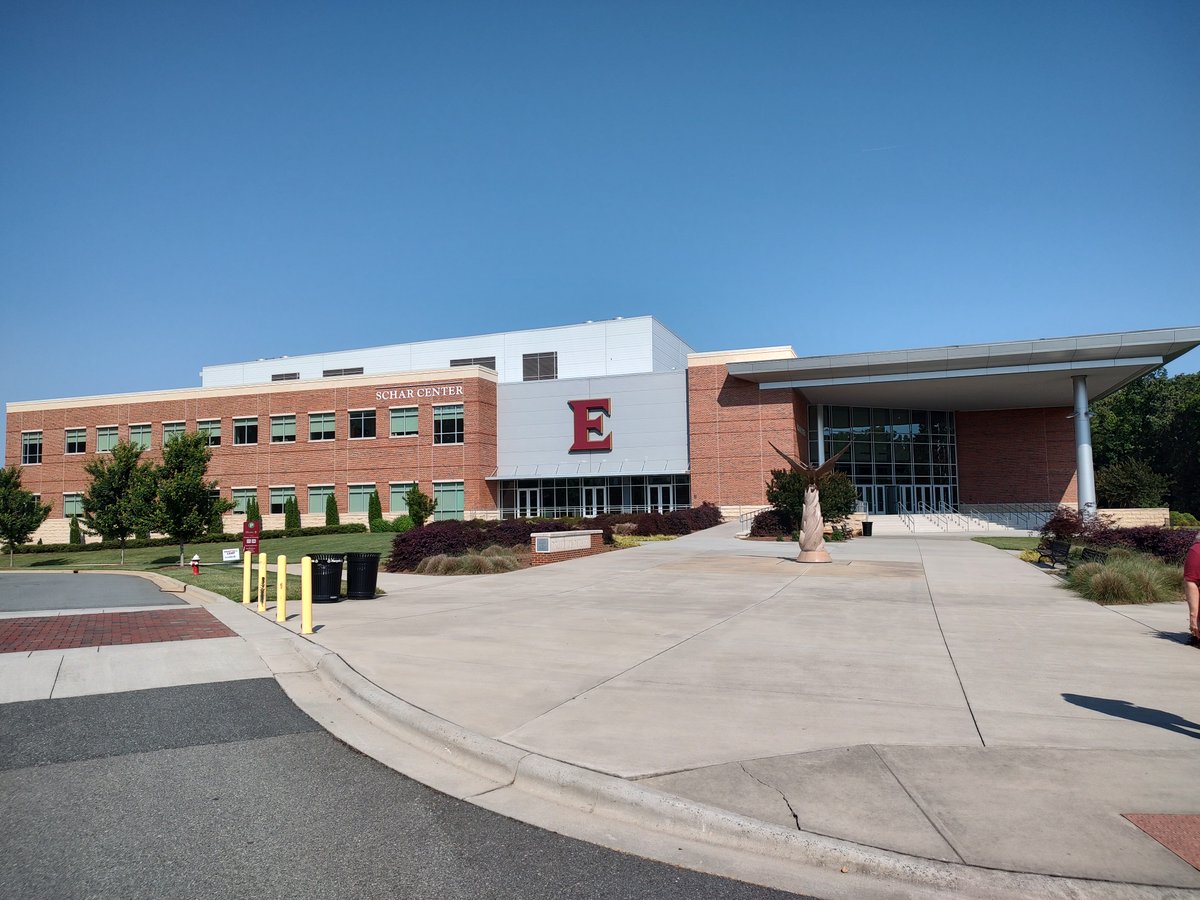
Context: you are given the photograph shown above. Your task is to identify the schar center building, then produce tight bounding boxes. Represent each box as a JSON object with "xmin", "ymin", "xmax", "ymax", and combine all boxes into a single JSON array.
[{"xmin": 6, "ymin": 316, "xmax": 1199, "ymax": 541}]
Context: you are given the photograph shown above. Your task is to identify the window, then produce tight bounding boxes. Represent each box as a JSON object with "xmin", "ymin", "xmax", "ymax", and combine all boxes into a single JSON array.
[
  {"xmin": 270, "ymin": 415, "xmax": 296, "ymax": 443},
  {"xmin": 522, "ymin": 351, "xmax": 558, "ymax": 382},
  {"xmin": 389, "ymin": 482, "xmax": 415, "ymax": 514},
  {"xmin": 308, "ymin": 484, "xmax": 334, "ymax": 514},
  {"xmin": 129, "ymin": 424, "xmax": 151, "ymax": 450},
  {"xmin": 389, "ymin": 407, "xmax": 418, "ymax": 437},
  {"xmin": 163, "ymin": 421, "xmax": 186, "ymax": 444},
  {"xmin": 323, "ymin": 367, "xmax": 363, "ymax": 377},
  {"xmin": 63, "ymin": 493, "xmax": 83, "ymax": 517},
  {"xmin": 198, "ymin": 419, "xmax": 221, "ymax": 446},
  {"xmin": 97, "ymin": 426, "xmax": 118, "ymax": 453},
  {"xmin": 21, "ymin": 432, "xmax": 43, "ymax": 465},
  {"xmin": 450, "ymin": 356, "xmax": 496, "ymax": 370},
  {"xmin": 349, "ymin": 409, "xmax": 376, "ymax": 439},
  {"xmin": 271, "ymin": 372, "xmax": 300, "ymax": 381},
  {"xmin": 348, "ymin": 483, "xmax": 375, "ymax": 514},
  {"xmin": 309, "ymin": 412, "xmax": 336, "ymax": 441},
  {"xmin": 233, "ymin": 417, "xmax": 258, "ymax": 445},
  {"xmin": 433, "ymin": 481, "xmax": 465, "ymax": 521},
  {"xmin": 231, "ymin": 488, "xmax": 257, "ymax": 514},
  {"xmin": 269, "ymin": 486, "xmax": 296, "ymax": 515},
  {"xmin": 65, "ymin": 428, "xmax": 86, "ymax": 455},
  {"xmin": 433, "ymin": 404, "xmax": 464, "ymax": 445}
]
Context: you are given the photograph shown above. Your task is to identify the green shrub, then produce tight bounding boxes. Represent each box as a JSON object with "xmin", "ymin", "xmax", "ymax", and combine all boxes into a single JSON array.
[
  {"xmin": 368, "ymin": 491, "xmax": 383, "ymax": 525},
  {"xmin": 405, "ymin": 486, "xmax": 436, "ymax": 528},
  {"xmin": 392, "ymin": 515, "xmax": 413, "ymax": 534},
  {"xmin": 325, "ymin": 493, "xmax": 340, "ymax": 527},
  {"xmin": 244, "ymin": 498, "xmax": 262, "ymax": 528},
  {"xmin": 284, "ymin": 496, "xmax": 301, "ymax": 532},
  {"xmin": 69, "ymin": 516, "xmax": 83, "ymax": 546},
  {"xmin": 1096, "ymin": 458, "xmax": 1168, "ymax": 508},
  {"xmin": 1171, "ymin": 510, "xmax": 1199, "ymax": 527}
]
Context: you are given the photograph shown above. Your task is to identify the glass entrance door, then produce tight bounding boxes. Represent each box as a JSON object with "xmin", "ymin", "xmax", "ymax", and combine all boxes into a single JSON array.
[
  {"xmin": 582, "ymin": 486, "xmax": 606, "ymax": 517},
  {"xmin": 517, "ymin": 488, "xmax": 539, "ymax": 518},
  {"xmin": 648, "ymin": 484, "xmax": 672, "ymax": 513}
]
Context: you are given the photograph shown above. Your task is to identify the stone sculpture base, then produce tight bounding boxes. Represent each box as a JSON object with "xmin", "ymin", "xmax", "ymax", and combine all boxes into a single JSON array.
[{"xmin": 797, "ymin": 549, "xmax": 833, "ymax": 564}]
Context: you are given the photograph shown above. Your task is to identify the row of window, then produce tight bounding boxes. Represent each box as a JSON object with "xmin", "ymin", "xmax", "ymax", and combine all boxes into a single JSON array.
[
  {"xmin": 18, "ymin": 405, "xmax": 465, "ymax": 463},
  {"xmin": 58, "ymin": 481, "xmax": 467, "ymax": 520},
  {"xmin": 272, "ymin": 351, "xmax": 557, "ymax": 383}
]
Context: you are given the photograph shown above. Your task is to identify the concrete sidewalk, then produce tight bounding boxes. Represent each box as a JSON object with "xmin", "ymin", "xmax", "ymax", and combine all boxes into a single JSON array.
[{"xmin": 227, "ymin": 527, "xmax": 1200, "ymax": 895}]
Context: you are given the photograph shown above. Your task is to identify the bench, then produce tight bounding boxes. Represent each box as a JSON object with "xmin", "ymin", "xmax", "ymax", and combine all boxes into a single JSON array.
[
  {"xmin": 1036, "ymin": 539, "xmax": 1071, "ymax": 567},
  {"xmin": 1080, "ymin": 547, "xmax": 1109, "ymax": 565}
]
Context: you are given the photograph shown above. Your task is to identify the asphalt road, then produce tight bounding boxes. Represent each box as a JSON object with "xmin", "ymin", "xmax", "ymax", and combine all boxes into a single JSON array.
[
  {"xmin": 0, "ymin": 572, "xmax": 183, "ymax": 611},
  {"xmin": 1, "ymin": 677, "xmax": 811, "ymax": 899}
]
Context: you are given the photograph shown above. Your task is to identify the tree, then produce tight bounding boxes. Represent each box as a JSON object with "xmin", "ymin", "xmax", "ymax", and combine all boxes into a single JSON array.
[
  {"xmin": 81, "ymin": 441, "xmax": 158, "ymax": 565},
  {"xmin": 1091, "ymin": 368, "xmax": 1200, "ymax": 514},
  {"xmin": 404, "ymin": 485, "xmax": 436, "ymax": 528},
  {"xmin": 368, "ymin": 490, "xmax": 383, "ymax": 530},
  {"xmin": 284, "ymin": 495, "xmax": 301, "ymax": 532},
  {"xmin": 155, "ymin": 431, "xmax": 234, "ymax": 566},
  {"xmin": 765, "ymin": 468, "xmax": 859, "ymax": 530},
  {"xmin": 1095, "ymin": 459, "xmax": 1169, "ymax": 508},
  {"xmin": 244, "ymin": 497, "xmax": 262, "ymax": 528},
  {"xmin": 0, "ymin": 465, "xmax": 51, "ymax": 566},
  {"xmin": 325, "ymin": 492, "xmax": 340, "ymax": 526},
  {"xmin": 69, "ymin": 515, "xmax": 83, "ymax": 546}
]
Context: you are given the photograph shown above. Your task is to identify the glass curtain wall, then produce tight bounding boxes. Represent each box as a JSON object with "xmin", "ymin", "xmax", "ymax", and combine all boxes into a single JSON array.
[
  {"xmin": 808, "ymin": 405, "xmax": 958, "ymax": 515},
  {"xmin": 497, "ymin": 475, "xmax": 691, "ymax": 519}
]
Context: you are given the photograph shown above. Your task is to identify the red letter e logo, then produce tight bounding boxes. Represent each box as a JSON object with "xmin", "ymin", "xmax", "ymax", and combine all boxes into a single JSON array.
[{"xmin": 568, "ymin": 398, "xmax": 612, "ymax": 452}]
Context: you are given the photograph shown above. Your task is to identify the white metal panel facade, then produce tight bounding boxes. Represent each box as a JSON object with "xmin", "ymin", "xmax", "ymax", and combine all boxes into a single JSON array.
[
  {"xmin": 496, "ymin": 371, "xmax": 688, "ymax": 476},
  {"xmin": 200, "ymin": 316, "xmax": 694, "ymax": 387}
]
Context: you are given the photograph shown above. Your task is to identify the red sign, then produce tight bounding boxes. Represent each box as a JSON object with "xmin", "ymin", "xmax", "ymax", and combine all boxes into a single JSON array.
[
  {"xmin": 241, "ymin": 521, "xmax": 260, "ymax": 555},
  {"xmin": 568, "ymin": 398, "xmax": 612, "ymax": 452}
]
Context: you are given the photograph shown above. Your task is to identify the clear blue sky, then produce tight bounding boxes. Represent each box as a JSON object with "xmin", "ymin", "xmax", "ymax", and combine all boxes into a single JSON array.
[{"xmin": 2, "ymin": 1, "xmax": 1197, "ymax": 456}]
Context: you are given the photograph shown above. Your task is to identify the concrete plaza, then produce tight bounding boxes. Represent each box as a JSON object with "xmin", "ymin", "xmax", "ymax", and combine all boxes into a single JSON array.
[{"xmin": 272, "ymin": 523, "xmax": 1200, "ymax": 892}]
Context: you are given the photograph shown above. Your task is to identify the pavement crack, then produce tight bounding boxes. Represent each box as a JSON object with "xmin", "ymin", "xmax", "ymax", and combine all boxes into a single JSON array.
[
  {"xmin": 870, "ymin": 745, "xmax": 965, "ymax": 864},
  {"xmin": 46, "ymin": 654, "xmax": 65, "ymax": 699},
  {"xmin": 914, "ymin": 537, "xmax": 986, "ymax": 748},
  {"xmin": 739, "ymin": 762, "xmax": 801, "ymax": 831}
]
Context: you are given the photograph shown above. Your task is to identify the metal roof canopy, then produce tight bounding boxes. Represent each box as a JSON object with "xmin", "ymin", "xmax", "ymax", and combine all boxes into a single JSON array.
[{"xmin": 725, "ymin": 327, "xmax": 1200, "ymax": 411}]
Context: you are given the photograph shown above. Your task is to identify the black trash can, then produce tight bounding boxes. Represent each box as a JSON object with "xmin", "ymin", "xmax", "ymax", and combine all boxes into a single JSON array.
[
  {"xmin": 312, "ymin": 558, "xmax": 344, "ymax": 602},
  {"xmin": 861, "ymin": 520, "xmax": 873, "ymax": 537},
  {"xmin": 345, "ymin": 552, "xmax": 381, "ymax": 599}
]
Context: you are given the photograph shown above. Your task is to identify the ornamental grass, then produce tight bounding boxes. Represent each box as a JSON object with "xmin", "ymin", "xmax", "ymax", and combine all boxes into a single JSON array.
[{"xmin": 1065, "ymin": 551, "xmax": 1184, "ymax": 605}]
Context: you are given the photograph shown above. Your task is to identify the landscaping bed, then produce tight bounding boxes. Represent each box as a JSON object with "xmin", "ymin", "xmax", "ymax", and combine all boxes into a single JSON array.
[{"xmin": 385, "ymin": 503, "xmax": 722, "ymax": 573}]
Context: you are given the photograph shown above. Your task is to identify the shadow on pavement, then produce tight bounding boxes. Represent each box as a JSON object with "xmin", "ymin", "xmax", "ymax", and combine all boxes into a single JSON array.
[{"xmin": 1063, "ymin": 693, "xmax": 1200, "ymax": 740}]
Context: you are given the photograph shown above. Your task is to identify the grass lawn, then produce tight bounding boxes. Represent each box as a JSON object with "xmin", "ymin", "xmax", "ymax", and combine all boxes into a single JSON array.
[
  {"xmin": 5, "ymin": 533, "xmax": 396, "ymax": 603},
  {"xmin": 972, "ymin": 536, "xmax": 1040, "ymax": 551}
]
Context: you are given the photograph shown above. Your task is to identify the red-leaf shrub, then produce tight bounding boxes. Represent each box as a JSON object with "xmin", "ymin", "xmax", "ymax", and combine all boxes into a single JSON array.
[
  {"xmin": 1040, "ymin": 507, "xmax": 1112, "ymax": 543},
  {"xmin": 1086, "ymin": 526, "xmax": 1197, "ymax": 564},
  {"xmin": 750, "ymin": 509, "xmax": 792, "ymax": 537}
]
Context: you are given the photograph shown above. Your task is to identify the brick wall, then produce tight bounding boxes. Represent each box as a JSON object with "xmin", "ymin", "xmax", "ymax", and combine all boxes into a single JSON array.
[
  {"xmin": 6, "ymin": 374, "xmax": 498, "ymax": 527},
  {"xmin": 528, "ymin": 531, "xmax": 604, "ymax": 566},
  {"xmin": 687, "ymin": 364, "xmax": 805, "ymax": 507},
  {"xmin": 956, "ymin": 407, "xmax": 1078, "ymax": 505}
]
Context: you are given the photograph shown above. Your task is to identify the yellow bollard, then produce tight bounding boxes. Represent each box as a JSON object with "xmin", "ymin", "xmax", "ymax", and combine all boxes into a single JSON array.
[
  {"xmin": 276, "ymin": 554, "xmax": 287, "ymax": 623},
  {"xmin": 242, "ymin": 552, "xmax": 252, "ymax": 604},
  {"xmin": 301, "ymin": 556, "xmax": 313, "ymax": 635},
  {"xmin": 258, "ymin": 551, "xmax": 268, "ymax": 613}
]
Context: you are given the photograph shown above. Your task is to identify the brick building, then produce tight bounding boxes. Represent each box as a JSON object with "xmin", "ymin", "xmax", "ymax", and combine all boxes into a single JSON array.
[{"xmin": 6, "ymin": 317, "xmax": 1199, "ymax": 542}]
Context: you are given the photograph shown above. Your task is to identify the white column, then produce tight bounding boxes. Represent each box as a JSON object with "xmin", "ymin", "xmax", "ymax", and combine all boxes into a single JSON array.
[
  {"xmin": 815, "ymin": 404, "xmax": 825, "ymax": 465},
  {"xmin": 1073, "ymin": 375, "xmax": 1097, "ymax": 519}
]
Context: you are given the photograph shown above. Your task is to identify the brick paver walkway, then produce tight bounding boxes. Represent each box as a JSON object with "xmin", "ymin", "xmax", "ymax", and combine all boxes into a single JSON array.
[{"xmin": 0, "ymin": 608, "xmax": 236, "ymax": 654}]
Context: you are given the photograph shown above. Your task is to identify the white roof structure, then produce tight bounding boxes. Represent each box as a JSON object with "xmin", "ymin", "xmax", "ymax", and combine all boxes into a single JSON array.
[
  {"xmin": 725, "ymin": 327, "xmax": 1200, "ymax": 410},
  {"xmin": 201, "ymin": 316, "xmax": 693, "ymax": 387}
]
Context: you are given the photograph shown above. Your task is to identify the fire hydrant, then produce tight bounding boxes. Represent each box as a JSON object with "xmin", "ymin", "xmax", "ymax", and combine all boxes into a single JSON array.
[{"xmin": 191, "ymin": 554, "xmax": 201, "ymax": 576}]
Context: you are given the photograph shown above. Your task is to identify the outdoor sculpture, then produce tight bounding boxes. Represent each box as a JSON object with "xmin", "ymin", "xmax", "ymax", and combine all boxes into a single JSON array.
[{"xmin": 768, "ymin": 440, "xmax": 852, "ymax": 563}]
